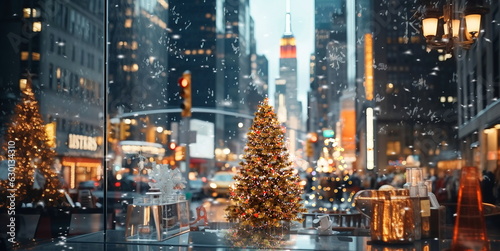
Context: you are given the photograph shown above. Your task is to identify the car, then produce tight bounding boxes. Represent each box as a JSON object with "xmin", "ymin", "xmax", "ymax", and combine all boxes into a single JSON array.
[
  {"xmin": 113, "ymin": 174, "xmax": 150, "ymax": 193},
  {"xmin": 78, "ymin": 180, "xmax": 101, "ymax": 190},
  {"xmin": 203, "ymin": 171, "xmax": 236, "ymax": 197},
  {"xmin": 188, "ymin": 178, "xmax": 206, "ymax": 200}
]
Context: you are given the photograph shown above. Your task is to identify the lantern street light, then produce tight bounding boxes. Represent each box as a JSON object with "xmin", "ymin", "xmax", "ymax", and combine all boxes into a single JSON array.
[{"xmin": 419, "ymin": 0, "xmax": 488, "ymax": 54}]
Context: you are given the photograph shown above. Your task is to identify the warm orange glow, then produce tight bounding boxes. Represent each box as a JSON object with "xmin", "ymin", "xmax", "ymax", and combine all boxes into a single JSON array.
[
  {"xmin": 465, "ymin": 14, "xmax": 481, "ymax": 35},
  {"xmin": 280, "ymin": 37, "xmax": 296, "ymax": 58},
  {"xmin": 422, "ymin": 18, "xmax": 438, "ymax": 37},
  {"xmin": 280, "ymin": 37, "xmax": 296, "ymax": 46},
  {"xmin": 364, "ymin": 33, "xmax": 374, "ymax": 101},
  {"xmin": 341, "ymin": 110, "xmax": 355, "ymax": 151},
  {"xmin": 179, "ymin": 78, "xmax": 189, "ymax": 88},
  {"xmin": 169, "ymin": 142, "xmax": 177, "ymax": 150},
  {"xmin": 452, "ymin": 166, "xmax": 489, "ymax": 251},
  {"xmin": 307, "ymin": 132, "xmax": 318, "ymax": 143},
  {"xmin": 280, "ymin": 46, "xmax": 296, "ymax": 58}
]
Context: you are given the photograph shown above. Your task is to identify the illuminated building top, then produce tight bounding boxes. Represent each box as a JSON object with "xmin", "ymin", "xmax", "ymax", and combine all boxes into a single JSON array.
[{"xmin": 280, "ymin": 0, "xmax": 296, "ymax": 59}]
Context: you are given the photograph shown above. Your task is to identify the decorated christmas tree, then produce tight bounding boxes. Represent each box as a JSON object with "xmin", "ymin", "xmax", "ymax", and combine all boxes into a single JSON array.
[
  {"xmin": 225, "ymin": 98, "xmax": 307, "ymax": 230},
  {"xmin": 0, "ymin": 76, "xmax": 65, "ymax": 208}
]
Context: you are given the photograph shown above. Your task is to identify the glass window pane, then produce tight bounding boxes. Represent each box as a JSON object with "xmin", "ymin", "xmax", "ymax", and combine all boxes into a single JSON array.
[{"xmin": 1, "ymin": 0, "xmax": 500, "ymax": 249}]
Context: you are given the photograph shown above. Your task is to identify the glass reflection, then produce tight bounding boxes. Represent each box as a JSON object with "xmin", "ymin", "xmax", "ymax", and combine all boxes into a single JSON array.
[{"xmin": 0, "ymin": 0, "xmax": 499, "ymax": 250}]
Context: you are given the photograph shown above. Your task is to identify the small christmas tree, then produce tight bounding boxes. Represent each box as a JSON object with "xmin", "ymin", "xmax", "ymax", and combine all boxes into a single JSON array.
[
  {"xmin": 0, "ymin": 75, "xmax": 65, "ymax": 208},
  {"xmin": 225, "ymin": 98, "xmax": 306, "ymax": 230}
]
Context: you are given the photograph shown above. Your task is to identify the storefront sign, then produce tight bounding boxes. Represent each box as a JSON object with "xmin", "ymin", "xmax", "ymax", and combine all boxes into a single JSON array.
[{"xmin": 68, "ymin": 134, "xmax": 98, "ymax": 151}]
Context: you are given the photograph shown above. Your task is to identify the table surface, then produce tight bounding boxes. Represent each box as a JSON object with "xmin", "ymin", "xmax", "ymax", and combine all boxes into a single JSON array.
[{"xmin": 17, "ymin": 228, "xmax": 500, "ymax": 251}]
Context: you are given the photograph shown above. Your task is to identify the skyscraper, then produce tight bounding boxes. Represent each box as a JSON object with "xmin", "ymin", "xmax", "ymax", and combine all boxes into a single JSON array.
[
  {"xmin": 108, "ymin": 0, "xmax": 170, "ymax": 128},
  {"xmin": 0, "ymin": 0, "xmax": 105, "ymax": 188},
  {"xmin": 166, "ymin": 0, "xmax": 266, "ymax": 167},
  {"xmin": 312, "ymin": 0, "xmax": 348, "ymax": 134},
  {"xmin": 309, "ymin": 0, "xmax": 350, "ymax": 163},
  {"xmin": 275, "ymin": 0, "xmax": 302, "ymax": 156},
  {"xmin": 352, "ymin": 0, "xmax": 458, "ymax": 172}
]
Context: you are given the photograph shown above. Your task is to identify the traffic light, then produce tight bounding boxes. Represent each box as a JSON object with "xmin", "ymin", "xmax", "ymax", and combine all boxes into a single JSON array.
[
  {"xmin": 305, "ymin": 141, "xmax": 313, "ymax": 157},
  {"xmin": 109, "ymin": 123, "xmax": 119, "ymax": 142},
  {"xmin": 305, "ymin": 132, "xmax": 318, "ymax": 158},
  {"xmin": 119, "ymin": 121, "xmax": 131, "ymax": 140},
  {"xmin": 168, "ymin": 141, "xmax": 177, "ymax": 151},
  {"xmin": 308, "ymin": 132, "xmax": 318, "ymax": 143},
  {"xmin": 178, "ymin": 71, "xmax": 192, "ymax": 117},
  {"xmin": 175, "ymin": 145, "xmax": 186, "ymax": 161}
]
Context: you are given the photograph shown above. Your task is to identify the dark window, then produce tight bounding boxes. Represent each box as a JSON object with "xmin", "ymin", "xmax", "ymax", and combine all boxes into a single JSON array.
[
  {"xmin": 48, "ymin": 63, "xmax": 53, "ymax": 89},
  {"xmin": 80, "ymin": 49, "xmax": 85, "ymax": 65},
  {"xmin": 49, "ymin": 34, "xmax": 54, "ymax": 53}
]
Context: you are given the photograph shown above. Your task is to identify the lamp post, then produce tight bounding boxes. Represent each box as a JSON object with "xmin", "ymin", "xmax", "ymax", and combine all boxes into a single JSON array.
[{"xmin": 420, "ymin": 0, "xmax": 488, "ymax": 54}]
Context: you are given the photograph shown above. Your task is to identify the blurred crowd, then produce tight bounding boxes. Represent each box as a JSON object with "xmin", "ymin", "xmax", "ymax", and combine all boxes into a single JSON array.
[
  {"xmin": 355, "ymin": 168, "xmax": 500, "ymax": 206},
  {"xmin": 304, "ymin": 167, "xmax": 500, "ymax": 208}
]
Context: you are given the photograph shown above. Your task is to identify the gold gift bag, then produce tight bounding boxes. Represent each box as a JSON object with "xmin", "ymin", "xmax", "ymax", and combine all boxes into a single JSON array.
[{"xmin": 370, "ymin": 189, "xmax": 415, "ymax": 243}]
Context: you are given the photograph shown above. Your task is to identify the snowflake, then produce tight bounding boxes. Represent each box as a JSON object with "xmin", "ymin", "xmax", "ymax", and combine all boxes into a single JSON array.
[
  {"xmin": 148, "ymin": 164, "xmax": 186, "ymax": 203},
  {"xmin": 327, "ymin": 49, "xmax": 346, "ymax": 70}
]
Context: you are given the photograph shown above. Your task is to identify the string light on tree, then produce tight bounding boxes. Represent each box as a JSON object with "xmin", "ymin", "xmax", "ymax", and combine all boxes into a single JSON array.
[
  {"xmin": 225, "ymin": 98, "xmax": 307, "ymax": 231},
  {"xmin": 0, "ymin": 74, "xmax": 65, "ymax": 208}
]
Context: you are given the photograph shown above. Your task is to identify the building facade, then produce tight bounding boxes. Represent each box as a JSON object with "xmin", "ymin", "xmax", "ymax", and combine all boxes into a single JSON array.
[
  {"xmin": 0, "ymin": 0, "xmax": 105, "ymax": 189},
  {"xmin": 275, "ymin": 0, "xmax": 303, "ymax": 156},
  {"xmin": 456, "ymin": 0, "xmax": 500, "ymax": 174},
  {"xmin": 353, "ymin": 0, "xmax": 459, "ymax": 174}
]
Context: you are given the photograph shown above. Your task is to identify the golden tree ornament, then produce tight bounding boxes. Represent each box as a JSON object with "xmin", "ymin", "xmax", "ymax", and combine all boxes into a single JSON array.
[
  {"xmin": 0, "ymin": 75, "xmax": 65, "ymax": 208},
  {"xmin": 225, "ymin": 98, "xmax": 307, "ymax": 231}
]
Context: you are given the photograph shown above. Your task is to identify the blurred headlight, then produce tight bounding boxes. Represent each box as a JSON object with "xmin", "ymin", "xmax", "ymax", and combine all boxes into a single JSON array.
[{"xmin": 210, "ymin": 182, "xmax": 217, "ymax": 189}]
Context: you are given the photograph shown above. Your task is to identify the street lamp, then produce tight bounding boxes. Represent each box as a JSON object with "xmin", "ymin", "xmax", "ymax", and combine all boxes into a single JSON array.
[{"xmin": 419, "ymin": 0, "xmax": 488, "ymax": 53}]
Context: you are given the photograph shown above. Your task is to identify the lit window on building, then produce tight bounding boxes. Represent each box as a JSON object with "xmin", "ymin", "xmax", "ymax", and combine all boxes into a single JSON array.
[
  {"xmin": 32, "ymin": 52, "xmax": 40, "ymax": 61},
  {"xmin": 19, "ymin": 79, "xmax": 27, "ymax": 91},
  {"xmin": 32, "ymin": 21, "xmax": 42, "ymax": 32},
  {"xmin": 386, "ymin": 141, "xmax": 401, "ymax": 155},
  {"xmin": 124, "ymin": 19, "xmax": 133, "ymax": 28},
  {"xmin": 131, "ymin": 41, "xmax": 138, "ymax": 50},
  {"xmin": 20, "ymin": 52, "xmax": 29, "ymax": 61},
  {"xmin": 23, "ymin": 8, "xmax": 40, "ymax": 18}
]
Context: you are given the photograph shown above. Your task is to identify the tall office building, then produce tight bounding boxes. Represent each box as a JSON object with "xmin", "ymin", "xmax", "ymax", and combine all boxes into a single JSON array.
[
  {"xmin": 247, "ymin": 17, "xmax": 269, "ymax": 112},
  {"xmin": 107, "ymin": 0, "xmax": 265, "ymax": 173},
  {"xmin": 352, "ymin": 0, "xmax": 458, "ymax": 172},
  {"xmin": 275, "ymin": 0, "xmax": 302, "ymax": 156},
  {"xmin": 309, "ymin": 0, "xmax": 351, "ymax": 164},
  {"xmin": 167, "ymin": 0, "xmax": 217, "ymax": 123},
  {"xmin": 166, "ymin": 0, "xmax": 266, "ymax": 167},
  {"xmin": 312, "ymin": 0, "xmax": 348, "ymax": 133},
  {"xmin": 216, "ymin": 0, "xmax": 253, "ymax": 157},
  {"xmin": 108, "ymin": 0, "xmax": 170, "ymax": 141},
  {"xmin": 0, "ymin": 0, "xmax": 104, "ymax": 188}
]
